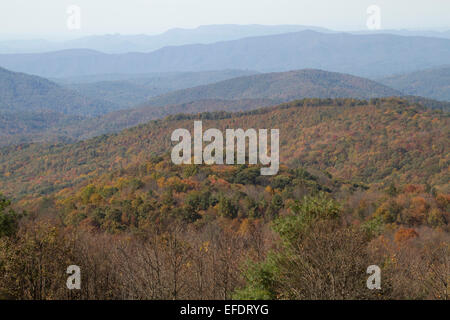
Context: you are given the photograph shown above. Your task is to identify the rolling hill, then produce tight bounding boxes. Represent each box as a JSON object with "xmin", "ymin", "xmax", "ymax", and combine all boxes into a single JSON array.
[
  {"xmin": 0, "ymin": 97, "xmax": 448, "ymax": 200},
  {"xmin": 142, "ymin": 69, "xmax": 402, "ymax": 107},
  {"xmin": 60, "ymin": 70, "xmax": 259, "ymax": 108},
  {"xmin": 1, "ymin": 31, "xmax": 450, "ymax": 78},
  {"xmin": 3, "ymin": 68, "xmax": 450, "ymax": 147},
  {"xmin": 0, "ymin": 97, "xmax": 448, "ymax": 301},
  {"xmin": 0, "ymin": 67, "xmax": 117, "ymax": 116},
  {"xmin": 0, "ymin": 98, "xmax": 278, "ymax": 146},
  {"xmin": 380, "ymin": 66, "xmax": 450, "ymax": 101},
  {"xmin": 0, "ymin": 68, "xmax": 402, "ymax": 146},
  {"xmin": 0, "ymin": 110, "xmax": 84, "ymax": 146},
  {"xmin": 71, "ymin": 98, "xmax": 280, "ymax": 140}
]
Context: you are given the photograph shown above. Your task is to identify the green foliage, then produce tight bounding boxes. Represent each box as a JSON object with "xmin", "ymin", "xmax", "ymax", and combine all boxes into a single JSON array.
[
  {"xmin": 186, "ymin": 190, "xmax": 213, "ymax": 212},
  {"xmin": 0, "ymin": 194, "xmax": 19, "ymax": 237},
  {"xmin": 273, "ymin": 192, "xmax": 341, "ymax": 244},
  {"xmin": 217, "ymin": 196, "xmax": 238, "ymax": 219},
  {"xmin": 234, "ymin": 193, "xmax": 377, "ymax": 300},
  {"xmin": 386, "ymin": 183, "xmax": 398, "ymax": 197},
  {"xmin": 361, "ymin": 215, "xmax": 385, "ymax": 237},
  {"xmin": 270, "ymin": 175, "xmax": 292, "ymax": 190},
  {"xmin": 233, "ymin": 167, "xmax": 261, "ymax": 185},
  {"xmin": 233, "ymin": 257, "xmax": 279, "ymax": 300},
  {"xmin": 374, "ymin": 200, "xmax": 403, "ymax": 224}
]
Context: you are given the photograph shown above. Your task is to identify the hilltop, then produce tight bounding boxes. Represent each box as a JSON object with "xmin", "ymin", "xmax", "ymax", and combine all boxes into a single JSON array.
[
  {"xmin": 0, "ymin": 67, "xmax": 117, "ymax": 116},
  {"xmin": 60, "ymin": 69, "xmax": 259, "ymax": 108},
  {"xmin": 143, "ymin": 69, "xmax": 401, "ymax": 107},
  {"xmin": 0, "ymin": 97, "xmax": 447, "ymax": 200},
  {"xmin": 380, "ymin": 66, "xmax": 450, "ymax": 101}
]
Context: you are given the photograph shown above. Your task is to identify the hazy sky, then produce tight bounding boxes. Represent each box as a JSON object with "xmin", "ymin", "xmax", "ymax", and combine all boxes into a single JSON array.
[{"xmin": 1, "ymin": 0, "xmax": 449, "ymax": 39}]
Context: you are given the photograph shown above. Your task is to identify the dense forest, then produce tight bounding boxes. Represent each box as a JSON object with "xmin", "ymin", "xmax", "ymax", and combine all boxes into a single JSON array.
[
  {"xmin": 0, "ymin": 67, "xmax": 117, "ymax": 116},
  {"xmin": 62, "ymin": 69, "xmax": 258, "ymax": 108},
  {"xmin": 0, "ymin": 97, "xmax": 448, "ymax": 299},
  {"xmin": 2, "ymin": 67, "xmax": 449, "ymax": 148},
  {"xmin": 380, "ymin": 66, "xmax": 450, "ymax": 102},
  {"xmin": 142, "ymin": 69, "xmax": 401, "ymax": 107}
]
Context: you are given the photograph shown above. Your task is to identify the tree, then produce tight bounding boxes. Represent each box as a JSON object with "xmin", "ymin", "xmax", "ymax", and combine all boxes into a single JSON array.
[
  {"xmin": 0, "ymin": 194, "xmax": 19, "ymax": 238},
  {"xmin": 217, "ymin": 196, "xmax": 238, "ymax": 219},
  {"xmin": 235, "ymin": 193, "xmax": 382, "ymax": 299}
]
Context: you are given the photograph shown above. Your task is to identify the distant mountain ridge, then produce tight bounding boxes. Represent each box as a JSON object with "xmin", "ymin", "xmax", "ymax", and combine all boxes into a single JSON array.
[
  {"xmin": 380, "ymin": 66, "xmax": 450, "ymax": 101},
  {"xmin": 142, "ymin": 69, "xmax": 402, "ymax": 107},
  {"xmin": 352, "ymin": 29, "xmax": 450, "ymax": 39},
  {"xmin": 0, "ymin": 25, "xmax": 330, "ymax": 54},
  {"xmin": 0, "ymin": 67, "xmax": 117, "ymax": 116},
  {"xmin": 4, "ymin": 67, "xmax": 450, "ymax": 147},
  {"xmin": 60, "ymin": 70, "xmax": 259, "ymax": 108},
  {"xmin": 1, "ymin": 25, "xmax": 449, "ymax": 55},
  {"xmin": 1, "ymin": 31, "xmax": 450, "ymax": 78}
]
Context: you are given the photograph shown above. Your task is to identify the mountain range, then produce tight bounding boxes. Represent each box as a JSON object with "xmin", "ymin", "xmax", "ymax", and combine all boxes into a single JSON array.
[
  {"xmin": 0, "ymin": 25, "xmax": 330, "ymax": 54},
  {"xmin": 0, "ymin": 67, "xmax": 116, "ymax": 116},
  {"xmin": 1, "ymin": 25, "xmax": 449, "ymax": 55},
  {"xmin": 60, "ymin": 70, "xmax": 259, "ymax": 108},
  {"xmin": 380, "ymin": 65, "xmax": 450, "ymax": 101},
  {"xmin": 2, "ymin": 65, "xmax": 450, "ymax": 147},
  {"xmin": 142, "ymin": 69, "xmax": 402, "ymax": 107},
  {"xmin": 1, "ymin": 31, "xmax": 450, "ymax": 78}
]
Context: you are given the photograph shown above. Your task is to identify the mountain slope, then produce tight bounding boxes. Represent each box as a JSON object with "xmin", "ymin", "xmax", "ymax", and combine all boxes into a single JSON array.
[
  {"xmin": 2, "ymin": 68, "xmax": 448, "ymax": 148},
  {"xmin": 0, "ymin": 68, "xmax": 401, "ymax": 146},
  {"xmin": 0, "ymin": 110, "xmax": 84, "ymax": 146},
  {"xmin": 380, "ymin": 66, "xmax": 450, "ymax": 101},
  {"xmin": 0, "ymin": 98, "xmax": 278, "ymax": 147},
  {"xmin": 1, "ymin": 31, "xmax": 450, "ymax": 78},
  {"xmin": 0, "ymin": 67, "xmax": 117, "ymax": 116},
  {"xmin": 61, "ymin": 70, "xmax": 259, "ymax": 108},
  {"xmin": 72, "ymin": 98, "xmax": 279, "ymax": 140},
  {"xmin": 142, "ymin": 69, "xmax": 402, "ymax": 107},
  {"xmin": 0, "ymin": 98, "xmax": 448, "ymax": 199}
]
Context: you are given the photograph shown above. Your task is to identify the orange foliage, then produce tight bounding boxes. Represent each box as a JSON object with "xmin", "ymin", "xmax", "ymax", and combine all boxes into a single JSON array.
[
  {"xmin": 394, "ymin": 227, "xmax": 419, "ymax": 244},
  {"xmin": 403, "ymin": 185, "xmax": 425, "ymax": 194}
]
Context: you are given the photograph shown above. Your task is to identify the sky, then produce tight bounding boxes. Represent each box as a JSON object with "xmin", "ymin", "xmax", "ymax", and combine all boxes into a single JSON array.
[{"xmin": 0, "ymin": 0, "xmax": 449, "ymax": 39}]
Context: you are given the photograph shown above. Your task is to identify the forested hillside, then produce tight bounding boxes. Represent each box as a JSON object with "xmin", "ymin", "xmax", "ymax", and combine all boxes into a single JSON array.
[
  {"xmin": 0, "ymin": 97, "xmax": 448, "ymax": 300},
  {"xmin": 1, "ymin": 98, "xmax": 447, "ymax": 200},
  {"xmin": 61, "ymin": 70, "xmax": 259, "ymax": 108},
  {"xmin": 0, "ymin": 98, "xmax": 279, "ymax": 147},
  {"xmin": 0, "ymin": 110, "xmax": 83, "ymax": 146},
  {"xmin": 0, "ymin": 67, "xmax": 117, "ymax": 116},
  {"xmin": 72, "ymin": 98, "xmax": 279, "ymax": 139},
  {"xmin": 144, "ymin": 69, "xmax": 401, "ymax": 107},
  {"xmin": 4, "ymin": 66, "xmax": 450, "ymax": 148},
  {"xmin": 380, "ymin": 66, "xmax": 450, "ymax": 101}
]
